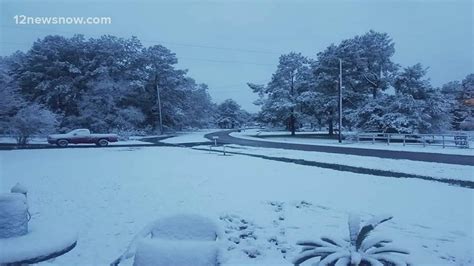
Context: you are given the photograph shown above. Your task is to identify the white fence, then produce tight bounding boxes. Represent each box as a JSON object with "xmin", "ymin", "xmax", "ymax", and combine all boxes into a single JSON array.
[{"xmin": 346, "ymin": 132, "xmax": 471, "ymax": 148}]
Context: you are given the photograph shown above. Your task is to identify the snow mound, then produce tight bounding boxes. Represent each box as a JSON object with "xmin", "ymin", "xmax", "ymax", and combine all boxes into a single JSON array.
[
  {"xmin": 133, "ymin": 239, "xmax": 220, "ymax": 266},
  {"xmin": 150, "ymin": 214, "xmax": 220, "ymax": 241},
  {"xmin": 10, "ymin": 183, "xmax": 28, "ymax": 195}
]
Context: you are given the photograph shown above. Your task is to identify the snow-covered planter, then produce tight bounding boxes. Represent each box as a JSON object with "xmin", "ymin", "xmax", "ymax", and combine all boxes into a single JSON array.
[
  {"xmin": 133, "ymin": 239, "xmax": 220, "ymax": 266},
  {"xmin": 0, "ymin": 193, "xmax": 28, "ymax": 238},
  {"xmin": 113, "ymin": 214, "xmax": 221, "ymax": 266},
  {"xmin": 293, "ymin": 214, "xmax": 410, "ymax": 266},
  {"xmin": 150, "ymin": 214, "xmax": 220, "ymax": 241},
  {"xmin": 0, "ymin": 184, "xmax": 77, "ymax": 264}
]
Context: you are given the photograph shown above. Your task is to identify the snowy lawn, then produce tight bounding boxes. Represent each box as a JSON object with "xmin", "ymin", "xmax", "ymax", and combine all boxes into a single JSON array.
[
  {"xmin": 1, "ymin": 147, "xmax": 473, "ymax": 265},
  {"xmin": 199, "ymin": 144, "xmax": 474, "ymax": 182},
  {"xmin": 160, "ymin": 129, "xmax": 218, "ymax": 144},
  {"xmin": 0, "ymin": 137, "xmax": 49, "ymax": 145},
  {"xmin": 232, "ymin": 129, "xmax": 474, "ymax": 156},
  {"xmin": 0, "ymin": 137, "xmax": 151, "ymax": 146}
]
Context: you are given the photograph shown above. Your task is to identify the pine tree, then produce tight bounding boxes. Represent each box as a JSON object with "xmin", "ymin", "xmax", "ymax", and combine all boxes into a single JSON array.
[
  {"xmin": 249, "ymin": 52, "xmax": 314, "ymax": 135},
  {"xmin": 216, "ymin": 99, "xmax": 245, "ymax": 129}
]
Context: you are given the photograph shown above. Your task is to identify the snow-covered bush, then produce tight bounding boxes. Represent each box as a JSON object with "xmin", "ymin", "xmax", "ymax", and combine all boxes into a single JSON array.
[
  {"xmin": 8, "ymin": 103, "xmax": 58, "ymax": 145},
  {"xmin": 293, "ymin": 214, "xmax": 409, "ymax": 266},
  {"xmin": 460, "ymin": 116, "xmax": 474, "ymax": 131}
]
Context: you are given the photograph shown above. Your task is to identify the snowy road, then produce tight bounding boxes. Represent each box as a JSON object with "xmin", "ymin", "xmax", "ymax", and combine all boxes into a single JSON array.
[{"xmin": 206, "ymin": 130, "xmax": 474, "ymax": 166}]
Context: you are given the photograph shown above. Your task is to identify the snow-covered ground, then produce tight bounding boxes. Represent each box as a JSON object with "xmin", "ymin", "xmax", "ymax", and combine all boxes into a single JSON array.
[
  {"xmin": 160, "ymin": 129, "xmax": 217, "ymax": 144},
  {"xmin": 232, "ymin": 129, "xmax": 474, "ymax": 156},
  {"xmin": 1, "ymin": 147, "xmax": 472, "ymax": 265},
  {"xmin": 0, "ymin": 137, "xmax": 49, "ymax": 145},
  {"xmin": 0, "ymin": 137, "xmax": 150, "ymax": 146},
  {"xmin": 198, "ymin": 144, "xmax": 473, "ymax": 182}
]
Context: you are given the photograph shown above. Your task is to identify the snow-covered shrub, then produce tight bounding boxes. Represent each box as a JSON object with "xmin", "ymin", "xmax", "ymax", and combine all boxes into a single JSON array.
[
  {"xmin": 113, "ymin": 126, "xmax": 153, "ymax": 141},
  {"xmin": 460, "ymin": 116, "xmax": 474, "ymax": 131},
  {"xmin": 8, "ymin": 103, "xmax": 58, "ymax": 145},
  {"xmin": 292, "ymin": 214, "xmax": 410, "ymax": 266}
]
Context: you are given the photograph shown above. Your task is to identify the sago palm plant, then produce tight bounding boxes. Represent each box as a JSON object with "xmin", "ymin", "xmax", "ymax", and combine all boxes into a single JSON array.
[{"xmin": 293, "ymin": 214, "xmax": 410, "ymax": 266}]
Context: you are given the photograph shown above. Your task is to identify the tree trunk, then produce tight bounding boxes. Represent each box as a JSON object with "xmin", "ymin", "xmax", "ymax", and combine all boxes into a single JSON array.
[
  {"xmin": 328, "ymin": 117, "xmax": 334, "ymax": 136},
  {"xmin": 372, "ymin": 87, "xmax": 378, "ymax": 98},
  {"xmin": 289, "ymin": 114, "xmax": 296, "ymax": 136}
]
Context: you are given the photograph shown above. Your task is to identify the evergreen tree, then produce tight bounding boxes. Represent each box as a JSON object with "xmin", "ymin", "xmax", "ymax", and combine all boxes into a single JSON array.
[
  {"xmin": 249, "ymin": 52, "xmax": 313, "ymax": 135},
  {"xmin": 5, "ymin": 34, "xmax": 217, "ymax": 133},
  {"xmin": 216, "ymin": 99, "xmax": 245, "ymax": 129},
  {"xmin": 355, "ymin": 64, "xmax": 450, "ymax": 133},
  {"xmin": 457, "ymin": 74, "xmax": 474, "ymax": 130}
]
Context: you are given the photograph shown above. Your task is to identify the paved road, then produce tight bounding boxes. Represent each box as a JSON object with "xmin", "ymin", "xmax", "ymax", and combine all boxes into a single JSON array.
[{"xmin": 205, "ymin": 130, "xmax": 474, "ymax": 166}]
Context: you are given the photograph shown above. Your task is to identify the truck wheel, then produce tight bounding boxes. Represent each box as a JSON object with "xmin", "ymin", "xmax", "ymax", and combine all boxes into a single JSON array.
[
  {"xmin": 57, "ymin": 139, "xmax": 69, "ymax": 147},
  {"xmin": 97, "ymin": 139, "xmax": 109, "ymax": 147}
]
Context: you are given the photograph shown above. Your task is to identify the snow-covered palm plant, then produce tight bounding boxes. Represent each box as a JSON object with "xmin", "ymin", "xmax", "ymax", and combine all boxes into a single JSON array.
[{"xmin": 293, "ymin": 214, "xmax": 410, "ymax": 266}]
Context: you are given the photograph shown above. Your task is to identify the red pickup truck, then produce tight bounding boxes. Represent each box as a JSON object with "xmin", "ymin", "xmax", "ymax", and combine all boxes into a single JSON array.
[{"xmin": 47, "ymin": 129, "xmax": 118, "ymax": 147}]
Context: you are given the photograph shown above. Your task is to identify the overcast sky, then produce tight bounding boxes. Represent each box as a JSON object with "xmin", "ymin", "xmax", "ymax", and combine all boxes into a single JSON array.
[{"xmin": 1, "ymin": 0, "xmax": 472, "ymax": 112}]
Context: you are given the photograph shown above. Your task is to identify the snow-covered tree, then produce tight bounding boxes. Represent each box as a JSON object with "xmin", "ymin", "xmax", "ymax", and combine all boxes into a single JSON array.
[
  {"xmin": 343, "ymin": 30, "xmax": 398, "ymax": 99},
  {"xmin": 9, "ymin": 103, "xmax": 58, "ymax": 145},
  {"xmin": 7, "ymin": 34, "xmax": 218, "ymax": 133},
  {"xmin": 216, "ymin": 99, "xmax": 246, "ymax": 129},
  {"xmin": 355, "ymin": 64, "xmax": 450, "ymax": 133},
  {"xmin": 0, "ymin": 56, "xmax": 24, "ymax": 132},
  {"xmin": 313, "ymin": 31, "xmax": 398, "ymax": 134},
  {"xmin": 452, "ymin": 74, "xmax": 474, "ymax": 130},
  {"xmin": 0, "ymin": 54, "xmax": 58, "ymax": 143},
  {"xmin": 393, "ymin": 64, "xmax": 450, "ymax": 133},
  {"xmin": 249, "ymin": 52, "xmax": 314, "ymax": 135}
]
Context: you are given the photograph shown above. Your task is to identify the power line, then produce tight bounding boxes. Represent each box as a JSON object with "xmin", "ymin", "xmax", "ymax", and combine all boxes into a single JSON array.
[
  {"xmin": 181, "ymin": 57, "xmax": 273, "ymax": 66},
  {"xmin": 0, "ymin": 39, "xmax": 276, "ymax": 67},
  {"xmin": 141, "ymin": 40, "xmax": 280, "ymax": 55},
  {"xmin": 0, "ymin": 39, "xmax": 270, "ymax": 92},
  {"xmin": 0, "ymin": 24, "xmax": 282, "ymax": 55},
  {"xmin": 211, "ymin": 82, "xmax": 267, "ymax": 92}
]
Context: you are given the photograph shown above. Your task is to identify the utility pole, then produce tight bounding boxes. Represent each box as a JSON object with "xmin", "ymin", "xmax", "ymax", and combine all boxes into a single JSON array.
[
  {"xmin": 338, "ymin": 58, "xmax": 343, "ymax": 143},
  {"xmin": 155, "ymin": 73, "xmax": 163, "ymax": 135}
]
